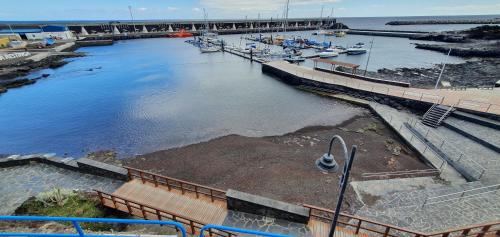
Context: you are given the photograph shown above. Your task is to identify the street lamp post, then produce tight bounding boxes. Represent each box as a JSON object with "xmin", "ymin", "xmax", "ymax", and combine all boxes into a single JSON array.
[{"xmin": 315, "ymin": 135, "xmax": 357, "ymax": 237}]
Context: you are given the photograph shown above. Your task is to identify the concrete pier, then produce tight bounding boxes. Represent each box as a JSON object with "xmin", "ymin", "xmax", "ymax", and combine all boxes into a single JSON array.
[{"xmin": 262, "ymin": 61, "xmax": 500, "ymax": 116}]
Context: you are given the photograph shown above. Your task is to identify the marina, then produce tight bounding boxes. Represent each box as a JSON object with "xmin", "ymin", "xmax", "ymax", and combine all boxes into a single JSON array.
[{"xmin": 1, "ymin": 4, "xmax": 500, "ymax": 237}]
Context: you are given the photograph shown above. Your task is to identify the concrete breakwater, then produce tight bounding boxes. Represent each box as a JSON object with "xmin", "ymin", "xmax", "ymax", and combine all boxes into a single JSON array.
[
  {"xmin": 386, "ymin": 18, "xmax": 500, "ymax": 25},
  {"xmin": 347, "ymin": 29, "xmax": 428, "ymax": 38},
  {"xmin": 415, "ymin": 43, "xmax": 500, "ymax": 57}
]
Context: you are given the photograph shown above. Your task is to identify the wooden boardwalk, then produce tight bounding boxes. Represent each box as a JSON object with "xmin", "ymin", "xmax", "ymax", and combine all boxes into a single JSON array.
[
  {"xmin": 96, "ymin": 167, "xmax": 500, "ymax": 237},
  {"xmin": 112, "ymin": 179, "xmax": 228, "ymax": 225},
  {"xmin": 264, "ymin": 61, "xmax": 500, "ymax": 115}
]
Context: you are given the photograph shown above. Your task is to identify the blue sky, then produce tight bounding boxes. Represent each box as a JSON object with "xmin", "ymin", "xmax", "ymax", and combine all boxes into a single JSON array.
[{"xmin": 1, "ymin": 0, "xmax": 499, "ymax": 21}]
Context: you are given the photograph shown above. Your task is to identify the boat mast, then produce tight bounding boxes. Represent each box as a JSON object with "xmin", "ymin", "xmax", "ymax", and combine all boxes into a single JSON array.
[
  {"xmin": 284, "ymin": 0, "xmax": 290, "ymax": 33},
  {"xmin": 128, "ymin": 5, "xmax": 137, "ymax": 32},
  {"xmin": 363, "ymin": 38, "xmax": 375, "ymax": 76}
]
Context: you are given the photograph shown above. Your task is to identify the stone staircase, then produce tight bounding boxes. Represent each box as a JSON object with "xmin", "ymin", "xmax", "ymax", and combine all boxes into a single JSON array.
[
  {"xmin": 422, "ymin": 104, "xmax": 453, "ymax": 128},
  {"xmin": 354, "ymin": 181, "xmax": 500, "ymax": 233}
]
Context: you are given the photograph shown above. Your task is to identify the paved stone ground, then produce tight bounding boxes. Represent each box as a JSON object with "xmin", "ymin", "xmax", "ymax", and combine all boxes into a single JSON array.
[
  {"xmin": 367, "ymin": 101, "xmax": 467, "ymax": 184},
  {"xmin": 353, "ymin": 181, "xmax": 500, "ymax": 233},
  {"xmin": 222, "ymin": 210, "xmax": 311, "ymax": 237},
  {"xmin": 446, "ymin": 117, "xmax": 500, "ymax": 148},
  {"xmin": 0, "ymin": 163, "xmax": 124, "ymax": 215}
]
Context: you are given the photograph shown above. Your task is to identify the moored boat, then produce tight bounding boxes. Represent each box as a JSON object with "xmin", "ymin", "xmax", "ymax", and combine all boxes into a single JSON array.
[{"xmin": 347, "ymin": 46, "xmax": 367, "ymax": 55}]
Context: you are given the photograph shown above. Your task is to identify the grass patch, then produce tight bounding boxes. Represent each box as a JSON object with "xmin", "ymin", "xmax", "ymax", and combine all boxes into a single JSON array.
[{"xmin": 16, "ymin": 189, "xmax": 115, "ymax": 231}]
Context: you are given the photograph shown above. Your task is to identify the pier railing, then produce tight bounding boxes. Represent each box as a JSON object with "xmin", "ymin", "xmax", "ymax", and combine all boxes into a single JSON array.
[
  {"xmin": 456, "ymin": 99, "xmax": 500, "ymax": 114},
  {"xmin": 124, "ymin": 166, "xmax": 227, "ymax": 202},
  {"xmin": 281, "ymin": 63, "xmax": 500, "ymax": 115},
  {"xmin": 95, "ymin": 190, "xmax": 234, "ymax": 237},
  {"xmin": 292, "ymin": 68, "xmax": 445, "ymax": 104},
  {"xmin": 304, "ymin": 204, "xmax": 500, "ymax": 237}
]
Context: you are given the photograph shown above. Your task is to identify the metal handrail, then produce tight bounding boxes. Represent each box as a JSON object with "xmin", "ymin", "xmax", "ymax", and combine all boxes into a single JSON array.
[
  {"xmin": 0, "ymin": 216, "xmax": 187, "ymax": 237},
  {"xmin": 290, "ymin": 63, "xmax": 500, "ymax": 115},
  {"xmin": 436, "ymin": 105, "xmax": 454, "ymax": 125},
  {"xmin": 423, "ymin": 103, "xmax": 438, "ymax": 119},
  {"xmin": 199, "ymin": 224, "xmax": 292, "ymax": 237},
  {"xmin": 408, "ymin": 118, "xmax": 487, "ymax": 179},
  {"xmin": 422, "ymin": 183, "xmax": 500, "ymax": 207},
  {"xmin": 362, "ymin": 169, "xmax": 441, "ymax": 179}
]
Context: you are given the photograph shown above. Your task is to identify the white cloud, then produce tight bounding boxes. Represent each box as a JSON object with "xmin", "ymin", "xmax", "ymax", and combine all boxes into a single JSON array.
[
  {"xmin": 199, "ymin": 0, "xmax": 341, "ymax": 12},
  {"xmin": 137, "ymin": 7, "xmax": 147, "ymax": 11},
  {"xmin": 167, "ymin": 6, "xmax": 179, "ymax": 11},
  {"xmin": 192, "ymin": 7, "xmax": 202, "ymax": 12}
]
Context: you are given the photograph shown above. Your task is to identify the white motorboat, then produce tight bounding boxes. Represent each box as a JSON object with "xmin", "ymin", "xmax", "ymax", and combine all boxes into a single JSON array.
[
  {"xmin": 318, "ymin": 48, "xmax": 340, "ymax": 58},
  {"xmin": 347, "ymin": 46, "xmax": 367, "ymax": 55}
]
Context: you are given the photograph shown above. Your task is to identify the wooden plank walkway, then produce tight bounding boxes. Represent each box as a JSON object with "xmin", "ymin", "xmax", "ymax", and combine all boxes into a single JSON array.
[
  {"xmin": 264, "ymin": 61, "xmax": 500, "ymax": 115},
  {"xmin": 309, "ymin": 220, "xmax": 372, "ymax": 237},
  {"xmin": 111, "ymin": 179, "xmax": 228, "ymax": 225}
]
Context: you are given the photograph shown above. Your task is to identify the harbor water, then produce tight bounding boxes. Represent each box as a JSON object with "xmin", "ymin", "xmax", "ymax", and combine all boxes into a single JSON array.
[{"xmin": 0, "ymin": 17, "xmax": 489, "ymax": 157}]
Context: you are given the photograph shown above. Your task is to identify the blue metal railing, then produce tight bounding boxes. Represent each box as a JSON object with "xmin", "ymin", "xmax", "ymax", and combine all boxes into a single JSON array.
[
  {"xmin": 0, "ymin": 216, "xmax": 187, "ymax": 237},
  {"xmin": 0, "ymin": 216, "xmax": 296, "ymax": 237},
  {"xmin": 199, "ymin": 224, "xmax": 293, "ymax": 237}
]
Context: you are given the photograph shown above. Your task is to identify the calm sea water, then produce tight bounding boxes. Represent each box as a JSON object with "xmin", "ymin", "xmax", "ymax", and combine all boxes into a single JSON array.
[
  {"xmin": 0, "ymin": 38, "xmax": 365, "ymax": 158},
  {"xmin": 1, "ymin": 15, "xmax": 495, "ymax": 157}
]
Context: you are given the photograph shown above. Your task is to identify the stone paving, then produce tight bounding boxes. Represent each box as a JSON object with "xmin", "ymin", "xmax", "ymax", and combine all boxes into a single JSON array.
[
  {"xmin": 222, "ymin": 210, "xmax": 311, "ymax": 237},
  {"xmin": 446, "ymin": 117, "xmax": 500, "ymax": 148},
  {"xmin": 329, "ymin": 95, "xmax": 500, "ymax": 233},
  {"xmin": 0, "ymin": 163, "xmax": 124, "ymax": 215},
  {"xmin": 353, "ymin": 182, "xmax": 500, "ymax": 233}
]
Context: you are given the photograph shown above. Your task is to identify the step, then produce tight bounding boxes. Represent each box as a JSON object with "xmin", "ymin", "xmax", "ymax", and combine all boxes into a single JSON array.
[
  {"xmin": 443, "ymin": 118, "xmax": 500, "ymax": 153},
  {"xmin": 452, "ymin": 111, "xmax": 500, "ymax": 130}
]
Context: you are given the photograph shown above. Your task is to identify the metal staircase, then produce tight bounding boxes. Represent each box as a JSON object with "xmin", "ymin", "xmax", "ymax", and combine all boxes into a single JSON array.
[{"xmin": 422, "ymin": 104, "xmax": 454, "ymax": 128}]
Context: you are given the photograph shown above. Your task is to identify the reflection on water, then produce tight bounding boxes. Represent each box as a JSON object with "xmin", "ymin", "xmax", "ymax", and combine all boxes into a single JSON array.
[{"xmin": 0, "ymin": 38, "xmax": 365, "ymax": 158}]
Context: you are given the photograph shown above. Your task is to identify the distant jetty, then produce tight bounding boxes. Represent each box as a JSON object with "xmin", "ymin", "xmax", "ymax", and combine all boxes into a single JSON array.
[{"xmin": 386, "ymin": 18, "xmax": 500, "ymax": 25}]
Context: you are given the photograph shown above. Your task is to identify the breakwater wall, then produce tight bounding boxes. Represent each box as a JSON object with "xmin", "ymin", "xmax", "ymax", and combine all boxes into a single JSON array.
[
  {"xmin": 347, "ymin": 29, "xmax": 428, "ymax": 38},
  {"xmin": 386, "ymin": 18, "xmax": 500, "ymax": 25}
]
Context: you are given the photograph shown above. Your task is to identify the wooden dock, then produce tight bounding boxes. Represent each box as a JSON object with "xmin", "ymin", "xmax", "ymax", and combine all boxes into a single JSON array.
[
  {"xmin": 263, "ymin": 61, "xmax": 500, "ymax": 115},
  {"xmin": 95, "ymin": 167, "xmax": 500, "ymax": 237}
]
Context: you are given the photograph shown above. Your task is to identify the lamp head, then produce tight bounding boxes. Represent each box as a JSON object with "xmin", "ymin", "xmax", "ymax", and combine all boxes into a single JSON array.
[{"xmin": 316, "ymin": 153, "xmax": 339, "ymax": 172}]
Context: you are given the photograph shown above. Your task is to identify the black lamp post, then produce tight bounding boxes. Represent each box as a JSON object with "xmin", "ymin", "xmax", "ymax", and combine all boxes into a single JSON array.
[{"xmin": 315, "ymin": 135, "xmax": 357, "ymax": 237}]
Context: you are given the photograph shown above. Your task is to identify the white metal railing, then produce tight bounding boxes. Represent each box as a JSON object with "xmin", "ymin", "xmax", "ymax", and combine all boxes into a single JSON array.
[
  {"xmin": 287, "ymin": 66, "xmax": 500, "ymax": 115},
  {"xmin": 292, "ymin": 68, "xmax": 445, "ymax": 104},
  {"xmin": 370, "ymin": 103, "xmax": 449, "ymax": 173},
  {"xmin": 408, "ymin": 118, "xmax": 488, "ymax": 180},
  {"xmin": 422, "ymin": 183, "xmax": 500, "ymax": 207},
  {"xmin": 436, "ymin": 105, "xmax": 454, "ymax": 125},
  {"xmin": 423, "ymin": 103, "xmax": 438, "ymax": 120}
]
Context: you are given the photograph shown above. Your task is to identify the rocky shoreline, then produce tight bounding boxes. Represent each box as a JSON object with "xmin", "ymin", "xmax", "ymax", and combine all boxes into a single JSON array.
[
  {"xmin": 0, "ymin": 44, "xmax": 83, "ymax": 94},
  {"xmin": 365, "ymin": 58, "xmax": 499, "ymax": 88}
]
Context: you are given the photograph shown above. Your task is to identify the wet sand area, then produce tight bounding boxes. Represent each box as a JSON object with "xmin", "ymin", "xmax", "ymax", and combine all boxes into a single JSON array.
[{"xmin": 125, "ymin": 115, "xmax": 430, "ymax": 212}]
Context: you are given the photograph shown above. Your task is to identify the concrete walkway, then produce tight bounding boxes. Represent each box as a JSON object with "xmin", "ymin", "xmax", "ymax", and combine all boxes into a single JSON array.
[
  {"xmin": 266, "ymin": 61, "xmax": 500, "ymax": 115},
  {"xmin": 0, "ymin": 162, "xmax": 123, "ymax": 214},
  {"xmin": 330, "ymin": 93, "xmax": 467, "ymax": 184}
]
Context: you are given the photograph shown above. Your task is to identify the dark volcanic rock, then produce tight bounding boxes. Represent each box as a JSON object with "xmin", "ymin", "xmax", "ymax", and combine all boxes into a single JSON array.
[
  {"xmin": 365, "ymin": 59, "xmax": 500, "ymax": 88},
  {"xmin": 414, "ymin": 43, "xmax": 500, "ymax": 57},
  {"xmin": 48, "ymin": 60, "xmax": 68, "ymax": 69}
]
